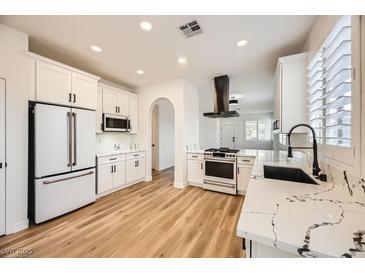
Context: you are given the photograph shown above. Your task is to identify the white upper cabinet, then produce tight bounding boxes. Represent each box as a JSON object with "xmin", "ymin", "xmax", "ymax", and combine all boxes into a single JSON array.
[
  {"xmin": 117, "ymin": 92, "xmax": 129, "ymax": 116},
  {"xmin": 32, "ymin": 54, "xmax": 99, "ymax": 110},
  {"xmin": 273, "ymin": 52, "xmax": 308, "ymax": 133},
  {"xmin": 102, "ymin": 87, "xmax": 118, "ymax": 115},
  {"xmin": 99, "ymin": 83, "xmax": 139, "ymax": 133},
  {"xmin": 36, "ymin": 61, "xmax": 72, "ymax": 106},
  {"xmin": 96, "ymin": 87, "xmax": 103, "ymax": 133},
  {"xmin": 102, "ymin": 87, "xmax": 130, "ymax": 116},
  {"xmin": 71, "ymin": 72, "xmax": 98, "ymax": 110},
  {"xmin": 129, "ymin": 95, "xmax": 138, "ymax": 134}
]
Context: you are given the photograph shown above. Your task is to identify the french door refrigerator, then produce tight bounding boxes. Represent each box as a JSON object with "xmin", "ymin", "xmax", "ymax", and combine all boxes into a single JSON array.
[{"xmin": 29, "ymin": 102, "xmax": 96, "ymax": 224}]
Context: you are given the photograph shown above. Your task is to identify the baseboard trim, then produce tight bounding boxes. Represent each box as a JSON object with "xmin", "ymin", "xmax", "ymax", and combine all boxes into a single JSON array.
[
  {"xmin": 6, "ymin": 219, "xmax": 29, "ymax": 235},
  {"xmin": 238, "ymin": 190, "xmax": 246, "ymax": 196},
  {"xmin": 188, "ymin": 181, "xmax": 203, "ymax": 188}
]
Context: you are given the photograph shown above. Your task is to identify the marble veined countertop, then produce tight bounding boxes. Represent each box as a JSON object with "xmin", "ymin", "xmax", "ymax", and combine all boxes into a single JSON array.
[
  {"xmin": 236, "ymin": 150, "xmax": 365, "ymax": 258},
  {"xmin": 96, "ymin": 149, "xmax": 146, "ymax": 158}
]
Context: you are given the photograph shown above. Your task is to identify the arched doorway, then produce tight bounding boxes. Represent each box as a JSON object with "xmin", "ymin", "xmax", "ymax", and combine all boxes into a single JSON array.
[{"xmin": 150, "ymin": 98, "xmax": 175, "ymax": 178}]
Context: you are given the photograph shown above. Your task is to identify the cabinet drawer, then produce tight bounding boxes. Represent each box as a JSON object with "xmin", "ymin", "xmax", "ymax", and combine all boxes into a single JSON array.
[
  {"xmin": 97, "ymin": 154, "xmax": 126, "ymax": 165},
  {"xmin": 187, "ymin": 153, "xmax": 204, "ymax": 161},
  {"xmin": 237, "ymin": 157, "xmax": 255, "ymax": 165},
  {"xmin": 126, "ymin": 152, "xmax": 145, "ymax": 160}
]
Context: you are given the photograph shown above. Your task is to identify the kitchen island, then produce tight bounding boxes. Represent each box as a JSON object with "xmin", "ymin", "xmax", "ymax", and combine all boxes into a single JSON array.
[{"xmin": 236, "ymin": 150, "xmax": 365, "ymax": 258}]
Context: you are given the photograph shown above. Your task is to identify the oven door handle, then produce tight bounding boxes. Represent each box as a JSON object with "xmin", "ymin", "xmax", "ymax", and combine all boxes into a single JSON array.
[
  {"xmin": 204, "ymin": 159, "xmax": 236, "ymax": 163},
  {"xmin": 204, "ymin": 181, "xmax": 236, "ymax": 189}
]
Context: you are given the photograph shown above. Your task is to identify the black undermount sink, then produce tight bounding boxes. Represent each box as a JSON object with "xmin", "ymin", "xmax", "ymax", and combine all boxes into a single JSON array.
[{"xmin": 263, "ymin": 165, "xmax": 318, "ymax": 185}]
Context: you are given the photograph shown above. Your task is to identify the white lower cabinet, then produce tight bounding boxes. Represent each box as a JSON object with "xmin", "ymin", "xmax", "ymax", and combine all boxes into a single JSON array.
[
  {"xmin": 113, "ymin": 161, "xmax": 126, "ymax": 188},
  {"xmin": 237, "ymin": 157, "xmax": 255, "ymax": 194},
  {"xmin": 237, "ymin": 164, "xmax": 253, "ymax": 194},
  {"xmin": 187, "ymin": 159, "xmax": 204, "ymax": 186},
  {"xmin": 97, "ymin": 164, "xmax": 114, "ymax": 194},
  {"xmin": 246, "ymin": 240, "xmax": 299, "ymax": 258},
  {"xmin": 97, "ymin": 152, "xmax": 145, "ymax": 197},
  {"xmin": 126, "ymin": 152, "xmax": 145, "ymax": 184},
  {"xmin": 97, "ymin": 155, "xmax": 126, "ymax": 196}
]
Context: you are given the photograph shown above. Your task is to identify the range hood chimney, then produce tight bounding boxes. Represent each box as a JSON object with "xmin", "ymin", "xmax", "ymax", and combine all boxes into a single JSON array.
[{"xmin": 203, "ymin": 75, "xmax": 239, "ymax": 118}]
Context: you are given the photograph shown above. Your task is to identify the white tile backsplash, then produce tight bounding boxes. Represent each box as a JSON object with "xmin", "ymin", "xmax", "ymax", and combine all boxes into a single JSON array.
[{"xmin": 96, "ymin": 132, "xmax": 136, "ymax": 154}]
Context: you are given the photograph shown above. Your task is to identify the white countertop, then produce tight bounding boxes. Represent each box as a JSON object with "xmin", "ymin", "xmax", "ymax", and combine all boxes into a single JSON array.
[
  {"xmin": 96, "ymin": 149, "xmax": 145, "ymax": 158},
  {"xmin": 236, "ymin": 149, "xmax": 365, "ymax": 258},
  {"xmin": 187, "ymin": 149, "xmax": 258, "ymax": 157}
]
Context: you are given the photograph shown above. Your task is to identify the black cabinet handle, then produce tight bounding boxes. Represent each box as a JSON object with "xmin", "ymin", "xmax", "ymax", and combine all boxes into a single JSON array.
[
  {"xmin": 68, "ymin": 93, "xmax": 72, "ymax": 102},
  {"xmin": 201, "ymin": 163, "xmax": 203, "ymax": 170},
  {"xmin": 0, "ymin": 163, "xmax": 2, "ymax": 169},
  {"xmin": 111, "ymin": 165, "xmax": 114, "ymax": 173},
  {"xmin": 73, "ymin": 94, "xmax": 76, "ymax": 103},
  {"xmin": 237, "ymin": 166, "xmax": 240, "ymax": 174}
]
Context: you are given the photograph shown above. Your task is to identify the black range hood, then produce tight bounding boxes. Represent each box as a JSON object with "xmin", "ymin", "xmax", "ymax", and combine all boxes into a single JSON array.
[{"xmin": 203, "ymin": 75, "xmax": 239, "ymax": 118}]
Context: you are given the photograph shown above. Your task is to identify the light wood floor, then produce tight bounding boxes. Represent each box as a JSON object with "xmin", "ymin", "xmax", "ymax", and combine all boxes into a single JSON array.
[{"xmin": 0, "ymin": 168, "xmax": 244, "ymax": 258}]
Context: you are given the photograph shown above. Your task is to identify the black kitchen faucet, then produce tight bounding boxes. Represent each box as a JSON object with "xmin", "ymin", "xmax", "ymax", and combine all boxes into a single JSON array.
[{"xmin": 287, "ymin": 123, "xmax": 321, "ymax": 177}]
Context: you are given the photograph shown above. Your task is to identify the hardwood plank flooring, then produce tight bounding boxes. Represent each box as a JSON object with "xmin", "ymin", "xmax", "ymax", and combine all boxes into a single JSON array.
[{"xmin": 0, "ymin": 167, "xmax": 245, "ymax": 258}]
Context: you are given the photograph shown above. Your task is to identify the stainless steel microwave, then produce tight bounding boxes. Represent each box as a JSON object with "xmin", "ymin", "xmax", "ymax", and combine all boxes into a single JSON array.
[{"xmin": 103, "ymin": 113, "xmax": 130, "ymax": 132}]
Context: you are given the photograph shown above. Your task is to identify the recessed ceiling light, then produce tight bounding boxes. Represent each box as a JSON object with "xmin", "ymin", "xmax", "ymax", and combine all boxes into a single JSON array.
[
  {"xmin": 236, "ymin": 40, "xmax": 248, "ymax": 47},
  {"xmin": 90, "ymin": 45, "xmax": 102, "ymax": 52},
  {"xmin": 140, "ymin": 21, "xmax": 152, "ymax": 31},
  {"xmin": 136, "ymin": 70, "xmax": 144, "ymax": 75},
  {"xmin": 177, "ymin": 56, "xmax": 187, "ymax": 64}
]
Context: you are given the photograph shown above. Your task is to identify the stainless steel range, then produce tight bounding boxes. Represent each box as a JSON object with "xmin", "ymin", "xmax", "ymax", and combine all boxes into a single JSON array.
[{"xmin": 203, "ymin": 147, "xmax": 239, "ymax": 195}]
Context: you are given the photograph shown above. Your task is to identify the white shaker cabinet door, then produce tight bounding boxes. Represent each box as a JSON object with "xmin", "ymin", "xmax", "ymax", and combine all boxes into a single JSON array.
[
  {"xmin": 135, "ymin": 157, "xmax": 145, "ymax": 181},
  {"xmin": 129, "ymin": 96, "xmax": 138, "ymax": 134},
  {"xmin": 96, "ymin": 87, "xmax": 103, "ymax": 133},
  {"xmin": 71, "ymin": 108, "xmax": 96, "ymax": 171},
  {"xmin": 117, "ymin": 92, "xmax": 129, "ymax": 116},
  {"xmin": 36, "ymin": 61, "xmax": 72, "ymax": 106},
  {"xmin": 113, "ymin": 161, "xmax": 126, "ymax": 188},
  {"xmin": 126, "ymin": 159, "xmax": 136, "ymax": 184},
  {"xmin": 102, "ymin": 88, "xmax": 118, "ymax": 115},
  {"xmin": 97, "ymin": 164, "xmax": 113, "ymax": 194},
  {"xmin": 187, "ymin": 160, "xmax": 204, "ymax": 184},
  {"xmin": 237, "ymin": 164, "xmax": 253, "ymax": 193},
  {"xmin": 71, "ymin": 72, "xmax": 98, "ymax": 110}
]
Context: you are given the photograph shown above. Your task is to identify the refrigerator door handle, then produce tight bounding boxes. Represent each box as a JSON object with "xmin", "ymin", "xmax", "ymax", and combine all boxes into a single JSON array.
[
  {"xmin": 43, "ymin": 170, "xmax": 94, "ymax": 185},
  {"xmin": 72, "ymin": 112, "xmax": 77, "ymax": 166},
  {"xmin": 67, "ymin": 112, "xmax": 73, "ymax": 167}
]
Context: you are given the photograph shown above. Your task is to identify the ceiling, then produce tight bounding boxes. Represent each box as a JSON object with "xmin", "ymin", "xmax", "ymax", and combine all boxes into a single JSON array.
[{"xmin": 0, "ymin": 15, "xmax": 316, "ymax": 111}]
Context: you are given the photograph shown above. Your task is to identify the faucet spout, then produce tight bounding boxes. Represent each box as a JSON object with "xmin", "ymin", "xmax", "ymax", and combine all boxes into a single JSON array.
[{"xmin": 287, "ymin": 123, "xmax": 321, "ymax": 176}]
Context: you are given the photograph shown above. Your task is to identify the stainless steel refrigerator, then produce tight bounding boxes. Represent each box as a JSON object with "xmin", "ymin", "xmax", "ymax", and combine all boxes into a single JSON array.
[{"xmin": 29, "ymin": 102, "xmax": 96, "ymax": 224}]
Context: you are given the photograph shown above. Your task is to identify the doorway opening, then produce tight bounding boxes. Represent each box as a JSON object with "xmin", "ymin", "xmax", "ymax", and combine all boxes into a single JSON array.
[
  {"xmin": 220, "ymin": 124, "xmax": 236, "ymax": 149},
  {"xmin": 151, "ymin": 98, "xmax": 175, "ymax": 179}
]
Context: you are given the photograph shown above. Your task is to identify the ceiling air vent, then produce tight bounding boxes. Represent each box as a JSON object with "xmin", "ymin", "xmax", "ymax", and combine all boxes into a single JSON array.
[{"xmin": 178, "ymin": 20, "xmax": 203, "ymax": 38}]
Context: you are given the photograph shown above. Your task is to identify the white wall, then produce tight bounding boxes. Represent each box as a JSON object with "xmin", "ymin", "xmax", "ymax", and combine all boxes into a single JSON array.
[
  {"xmin": 0, "ymin": 24, "xmax": 29, "ymax": 234},
  {"xmin": 136, "ymin": 79, "xmax": 184, "ymax": 187},
  {"xmin": 198, "ymin": 81, "xmax": 220, "ymax": 149},
  {"xmin": 153, "ymin": 99, "xmax": 175, "ymax": 171},
  {"xmin": 220, "ymin": 112, "xmax": 274, "ymax": 150}
]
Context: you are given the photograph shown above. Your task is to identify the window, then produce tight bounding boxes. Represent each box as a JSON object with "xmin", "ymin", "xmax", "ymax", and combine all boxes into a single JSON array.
[
  {"xmin": 279, "ymin": 133, "xmax": 287, "ymax": 146},
  {"xmin": 307, "ymin": 15, "xmax": 360, "ymax": 169},
  {"xmin": 245, "ymin": 120, "xmax": 257, "ymax": 140},
  {"xmin": 307, "ymin": 16, "xmax": 352, "ymax": 147},
  {"xmin": 245, "ymin": 119, "xmax": 272, "ymax": 141}
]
